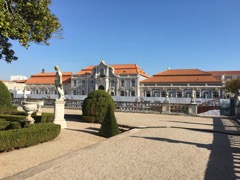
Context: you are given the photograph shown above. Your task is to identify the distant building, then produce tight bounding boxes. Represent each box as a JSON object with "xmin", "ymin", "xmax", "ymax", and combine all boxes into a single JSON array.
[
  {"xmin": 25, "ymin": 69, "xmax": 72, "ymax": 98},
  {"xmin": 5, "ymin": 63, "xmax": 240, "ymax": 100},
  {"xmin": 140, "ymin": 69, "xmax": 225, "ymax": 98},
  {"xmin": 208, "ymin": 71, "xmax": 240, "ymax": 83},
  {"xmin": 10, "ymin": 75, "xmax": 27, "ymax": 81},
  {"xmin": 2, "ymin": 80, "xmax": 27, "ymax": 98}
]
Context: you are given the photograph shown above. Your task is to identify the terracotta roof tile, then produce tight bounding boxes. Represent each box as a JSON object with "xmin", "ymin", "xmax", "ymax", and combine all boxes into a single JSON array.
[
  {"xmin": 141, "ymin": 69, "xmax": 221, "ymax": 83},
  {"xmin": 25, "ymin": 72, "xmax": 72, "ymax": 85},
  {"xmin": 76, "ymin": 64, "xmax": 149, "ymax": 78},
  {"xmin": 208, "ymin": 71, "xmax": 240, "ymax": 76}
]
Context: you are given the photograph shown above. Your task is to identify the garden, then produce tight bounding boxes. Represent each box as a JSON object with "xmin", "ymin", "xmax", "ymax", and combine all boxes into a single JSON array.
[{"xmin": 0, "ymin": 81, "xmax": 61, "ymax": 152}]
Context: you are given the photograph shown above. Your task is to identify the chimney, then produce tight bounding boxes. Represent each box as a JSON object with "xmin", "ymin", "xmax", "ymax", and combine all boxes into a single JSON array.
[{"xmin": 42, "ymin": 69, "xmax": 45, "ymax": 73}]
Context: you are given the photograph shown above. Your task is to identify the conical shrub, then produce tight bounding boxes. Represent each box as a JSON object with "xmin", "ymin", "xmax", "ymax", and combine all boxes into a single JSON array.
[{"xmin": 99, "ymin": 104, "xmax": 120, "ymax": 138}]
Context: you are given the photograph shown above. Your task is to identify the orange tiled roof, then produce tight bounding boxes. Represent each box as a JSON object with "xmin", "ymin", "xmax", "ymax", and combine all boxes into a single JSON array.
[
  {"xmin": 208, "ymin": 71, "xmax": 240, "ymax": 76},
  {"xmin": 25, "ymin": 72, "xmax": 72, "ymax": 85},
  {"xmin": 76, "ymin": 64, "xmax": 149, "ymax": 78},
  {"xmin": 141, "ymin": 69, "xmax": 221, "ymax": 83}
]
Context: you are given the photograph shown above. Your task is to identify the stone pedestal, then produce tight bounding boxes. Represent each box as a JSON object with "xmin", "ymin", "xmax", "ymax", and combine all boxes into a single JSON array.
[
  {"xmin": 188, "ymin": 104, "xmax": 198, "ymax": 115},
  {"xmin": 162, "ymin": 103, "xmax": 171, "ymax": 114},
  {"xmin": 54, "ymin": 100, "xmax": 66, "ymax": 129}
]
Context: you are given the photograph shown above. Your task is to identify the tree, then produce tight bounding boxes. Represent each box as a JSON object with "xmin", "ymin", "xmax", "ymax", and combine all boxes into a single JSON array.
[
  {"xmin": 0, "ymin": 0, "xmax": 62, "ymax": 63},
  {"xmin": 99, "ymin": 104, "xmax": 120, "ymax": 138},
  {"xmin": 224, "ymin": 79, "xmax": 240, "ymax": 95}
]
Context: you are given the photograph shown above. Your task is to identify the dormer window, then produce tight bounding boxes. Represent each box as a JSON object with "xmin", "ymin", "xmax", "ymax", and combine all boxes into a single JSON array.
[{"xmin": 100, "ymin": 67, "xmax": 106, "ymax": 77}]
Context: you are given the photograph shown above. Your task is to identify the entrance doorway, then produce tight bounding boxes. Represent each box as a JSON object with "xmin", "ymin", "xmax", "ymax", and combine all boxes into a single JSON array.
[{"xmin": 98, "ymin": 85, "xmax": 105, "ymax": 90}]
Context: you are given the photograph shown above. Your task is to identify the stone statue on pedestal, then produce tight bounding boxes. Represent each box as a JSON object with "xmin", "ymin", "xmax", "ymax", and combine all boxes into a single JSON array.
[
  {"xmin": 191, "ymin": 89, "xmax": 196, "ymax": 104},
  {"xmin": 236, "ymin": 89, "xmax": 240, "ymax": 106},
  {"xmin": 54, "ymin": 66, "xmax": 65, "ymax": 100}
]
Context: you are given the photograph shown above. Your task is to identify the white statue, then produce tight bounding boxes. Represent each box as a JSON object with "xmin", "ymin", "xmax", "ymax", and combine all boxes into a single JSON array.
[
  {"xmin": 55, "ymin": 66, "xmax": 65, "ymax": 100},
  {"xmin": 191, "ymin": 89, "xmax": 196, "ymax": 104},
  {"xmin": 236, "ymin": 89, "xmax": 240, "ymax": 106},
  {"xmin": 23, "ymin": 88, "xmax": 27, "ymax": 100},
  {"xmin": 164, "ymin": 92, "xmax": 170, "ymax": 103}
]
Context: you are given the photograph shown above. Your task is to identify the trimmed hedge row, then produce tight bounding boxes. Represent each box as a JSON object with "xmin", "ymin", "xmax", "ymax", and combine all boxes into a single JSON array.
[
  {"xmin": 0, "ymin": 106, "xmax": 25, "ymax": 115},
  {"xmin": 0, "ymin": 123, "xmax": 61, "ymax": 152},
  {"xmin": 0, "ymin": 119, "xmax": 10, "ymax": 130},
  {"xmin": 33, "ymin": 113, "xmax": 54, "ymax": 123},
  {"xmin": 0, "ymin": 114, "xmax": 26, "ymax": 122},
  {"xmin": 0, "ymin": 113, "xmax": 54, "ymax": 124}
]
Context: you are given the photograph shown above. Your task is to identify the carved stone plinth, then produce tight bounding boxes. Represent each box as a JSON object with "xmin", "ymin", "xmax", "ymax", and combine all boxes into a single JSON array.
[
  {"xmin": 162, "ymin": 103, "xmax": 171, "ymax": 114},
  {"xmin": 54, "ymin": 100, "xmax": 66, "ymax": 129},
  {"xmin": 188, "ymin": 104, "xmax": 198, "ymax": 115}
]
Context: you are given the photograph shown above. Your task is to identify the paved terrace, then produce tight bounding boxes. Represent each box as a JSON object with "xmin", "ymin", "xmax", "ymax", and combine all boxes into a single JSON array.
[{"xmin": 1, "ymin": 108, "xmax": 240, "ymax": 180}]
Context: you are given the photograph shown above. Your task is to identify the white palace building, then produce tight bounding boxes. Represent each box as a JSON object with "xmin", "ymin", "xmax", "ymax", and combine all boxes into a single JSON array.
[{"xmin": 2, "ymin": 60, "xmax": 240, "ymax": 101}]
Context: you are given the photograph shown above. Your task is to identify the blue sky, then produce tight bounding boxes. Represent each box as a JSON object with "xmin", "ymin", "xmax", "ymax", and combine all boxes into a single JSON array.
[{"xmin": 0, "ymin": 0, "xmax": 239, "ymax": 80}]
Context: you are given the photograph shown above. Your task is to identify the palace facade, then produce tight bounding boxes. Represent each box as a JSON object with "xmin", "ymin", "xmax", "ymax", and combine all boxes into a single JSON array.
[
  {"xmin": 4, "ymin": 60, "xmax": 240, "ymax": 100},
  {"xmin": 140, "ymin": 69, "xmax": 240, "ymax": 99},
  {"xmin": 71, "ymin": 61, "xmax": 149, "ymax": 96}
]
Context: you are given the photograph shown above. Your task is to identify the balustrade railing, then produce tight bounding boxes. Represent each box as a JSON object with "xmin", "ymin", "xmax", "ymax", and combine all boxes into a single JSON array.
[{"xmin": 12, "ymin": 98, "xmax": 200, "ymax": 114}]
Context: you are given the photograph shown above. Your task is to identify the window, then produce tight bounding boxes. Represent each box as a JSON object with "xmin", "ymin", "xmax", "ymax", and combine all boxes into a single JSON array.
[
  {"xmin": 196, "ymin": 91, "xmax": 200, "ymax": 98},
  {"xmin": 91, "ymin": 80, "xmax": 94, "ymax": 87},
  {"xmin": 82, "ymin": 90, "xmax": 85, "ymax": 95},
  {"xmin": 146, "ymin": 91, "xmax": 151, "ymax": 97},
  {"xmin": 111, "ymin": 92, "xmax": 114, "ymax": 96},
  {"xmin": 100, "ymin": 67, "xmax": 105, "ymax": 77},
  {"xmin": 121, "ymin": 80, "xmax": 125, "ymax": 87},
  {"xmin": 177, "ymin": 91, "xmax": 182, "ymax": 98},
  {"xmin": 131, "ymin": 80, "xmax": 135, "ymax": 87},
  {"xmin": 111, "ymin": 80, "xmax": 115, "ymax": 87},
  {"xmin": 82, "ymin": 80, "xmax": 85, "ymax": 87},
  {"xmin": 120, "ymin": 91, "xmax": 124, "ymax": 96},
  {"xmin": 45, "ymin": 90, "xmax": 48, "ymax": 94},
  {"xmin": 73, "ymin": 80, "xmax": 77, "ymax": 87},
  {"xmin": 213, "ymin": 91, "xmax": 219, "ymax": 98},
  {"xmin": 161, "ymin": 91, "xmax": 166, "ymax": 97},
  {"xmin": 73, "ymin": 90, "xmax": 77, "ymax": 95},
  {"xmin": 131, "ymin": 91, "xmax": 135, "ymax": 96}
]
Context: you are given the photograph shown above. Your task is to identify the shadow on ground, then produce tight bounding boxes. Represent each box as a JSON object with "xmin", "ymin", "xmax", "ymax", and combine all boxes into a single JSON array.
[{"xmin": 132, "ymin": 117, "xmax": 240, "ymax": 179}]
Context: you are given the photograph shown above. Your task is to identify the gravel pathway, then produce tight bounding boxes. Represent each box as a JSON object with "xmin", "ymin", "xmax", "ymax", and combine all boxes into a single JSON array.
[{"xmin": 1, "ymin": 108, "xmax": 240, "ymax": 180}]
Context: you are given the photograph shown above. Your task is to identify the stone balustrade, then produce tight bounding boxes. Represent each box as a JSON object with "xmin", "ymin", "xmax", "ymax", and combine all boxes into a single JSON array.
[{"xmin": 13, "ymin": 98, "xmax": 199, "ymax": 115}]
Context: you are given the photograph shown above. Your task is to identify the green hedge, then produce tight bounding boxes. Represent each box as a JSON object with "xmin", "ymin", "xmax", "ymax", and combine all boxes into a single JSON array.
[
  {"xmin": 0, "ymin": 119, "xmax": 10, "ymax": 130},
  {"xmin": 0, "ymin": 123, "xmax": 61, "ymax": 152},
  {"xmin": 82, "ymin": 90, "xmax": 115, "ymax": 123},
  {"xmin": 33, "ymin": 113, "xmax": 54, "ymax": 123},
  {"xmin": 99, "ymin": 104, "xmax": 120, "ymax": 138},
  {"xmin": 0, "ymin": 106, "xmax": 20, "ymax": 115},
  {"xmin": 0, "ymin": 81, "xmax": 12, "ymax": 107},
  {"xmin": 0, "ymin": 114, "xmax": 26, "ymax": 122}
]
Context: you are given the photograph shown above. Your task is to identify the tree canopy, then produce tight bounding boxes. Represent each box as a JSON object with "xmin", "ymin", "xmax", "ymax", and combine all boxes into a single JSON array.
[
  {"xmin": 224, "ymin": 79, "xmax": 240, "ymax": 95},
  {"xmin": 0, "ymin": 0, "xmax": 61, "ymax": 63}
]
